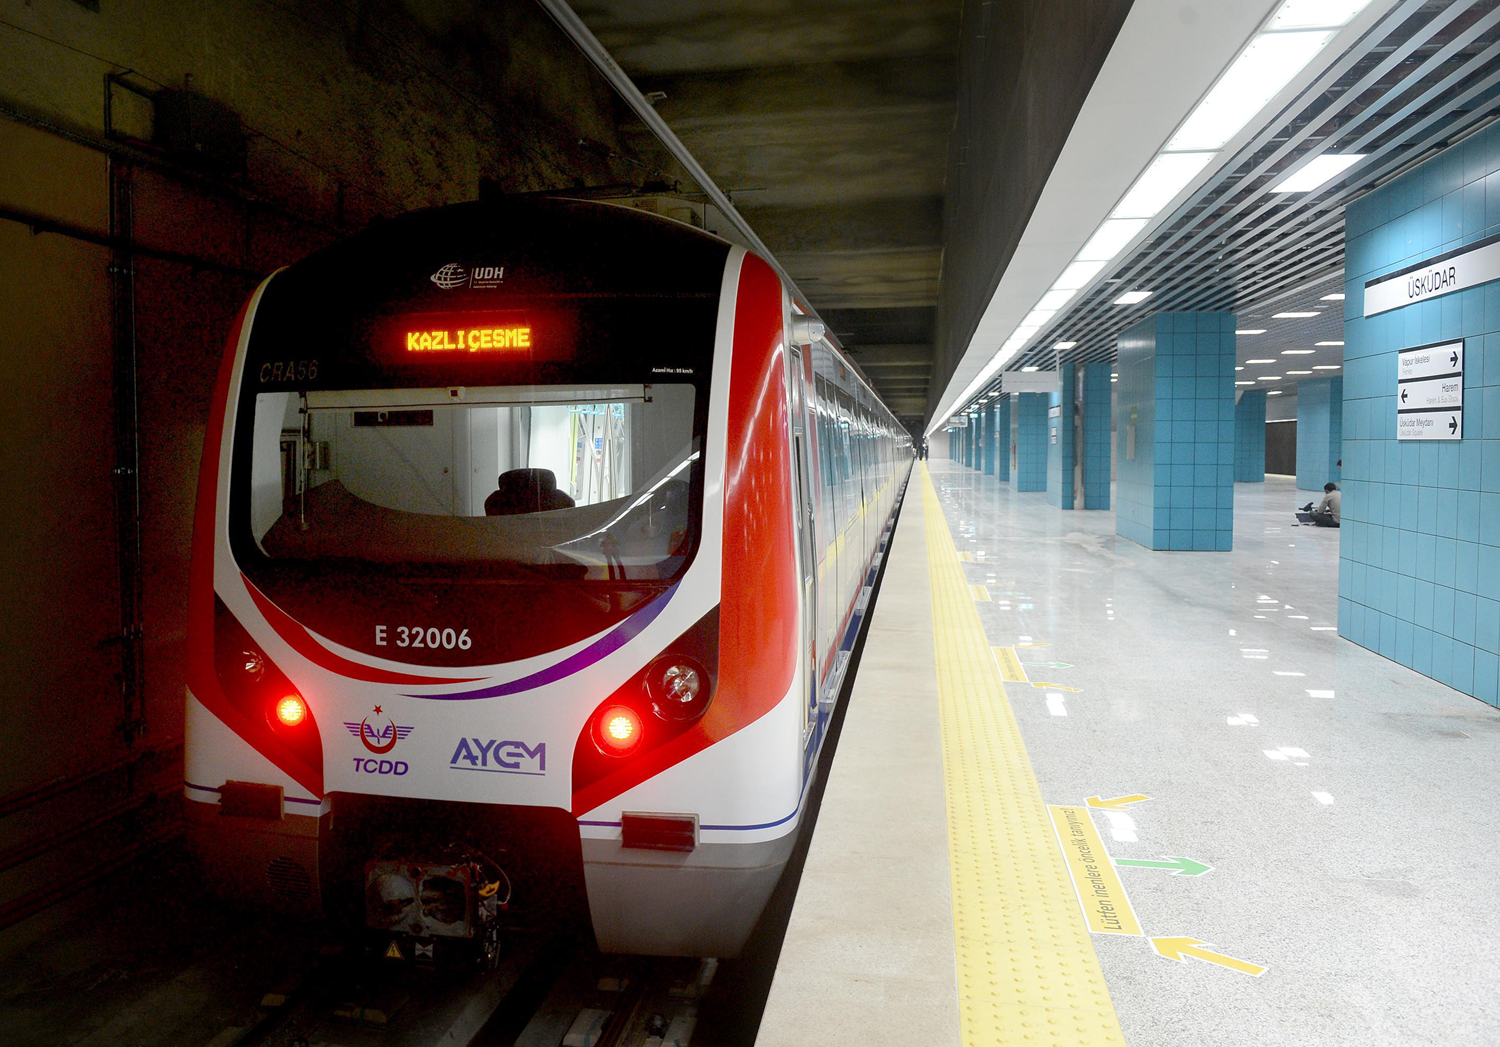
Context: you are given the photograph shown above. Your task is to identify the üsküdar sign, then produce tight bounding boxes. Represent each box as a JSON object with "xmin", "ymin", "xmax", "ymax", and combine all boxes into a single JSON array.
[{"xmin": 1364, "ymin": 232, "xmax": 1500, "ymax": 316}]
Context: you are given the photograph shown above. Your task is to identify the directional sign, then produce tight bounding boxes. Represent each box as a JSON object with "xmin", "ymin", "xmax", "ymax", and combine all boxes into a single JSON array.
[
  {"xmin": 1398, "ymin": 375, "xmax": 1462, "ymax": 411},
  {"xmin": 1151, "ymin": 937, "xmax": 1266, "ymax": 977},
  {"xmin": 1114, "ymin": 856, "xmax": 1213, "ymax": 877},
  {"xmin": 1397, "ymin": 340, "xmax": 1463, "ymax": 441}
]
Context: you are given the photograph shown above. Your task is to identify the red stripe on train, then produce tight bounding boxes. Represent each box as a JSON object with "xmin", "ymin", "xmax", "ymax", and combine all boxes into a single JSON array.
[
  {"xmin": 571, "ymin": 253, "xmax": 798, "ymax": 816},
  {"xmin": 242, "ymin": 577, "xmax": 483, "ymax": 687}
]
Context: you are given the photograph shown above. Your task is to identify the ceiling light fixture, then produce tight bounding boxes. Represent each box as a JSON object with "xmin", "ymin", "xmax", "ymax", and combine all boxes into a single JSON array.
[
  {"xmin": 1054, "ymin": 340, "xmax": 1078, "ymax": 350},
  {"xmin": 1110, "ymin": 152, "xmax": 1216, "ymax": 218},
  {"xmin": 1267, "ymin": 390, "xmax": 1283, "ymax": 395},
  {"xmin": 1247, "ymin": 358, "xmax": 1276, "ymax": 364},
  {"xmin": 1021, "ymin": 366, "xmax": 1040, "ymax": 373},
  {"xmin": 1114, "ymin": 290, "xmax": 1153, "ymax": 305},
  {"xmin": 1237, "ymin": 329, "xmax": 1267, "ymax": 335},
  {"xmin": 1315, "ymin": 340, "xmax": 1343, "ymax": 346},
  {"xmin": 1079, "ymin": 220, "xmax": 1150, "ymax": 261},
  {"xmin": 1313, "ymin": 364, "xmax": 1341, "ymax": 369},
  {"xmin": 1167, "ymin": 30, "xmax": 1337, "ymax": 152},
  {"xmin": 1269, "ymin": 153, "xmax": 1367, "ymax": 193},
  {"xmin": 1320, "ymin": 293, "xmax": 1346, "ymax": 300},
  {"xmin": 1287, "ymin": 370, "xmax": 1313, "ymax": 375},
  {"xmin": 1282, "ymin": 349, "xmax": 1316, "ymax": 354},
  {"xmin": 1274, "ymin": 311, "xmax": 1320, "ymax": 318},
  {"xmin": 1236, "ymin": 380, "xmax": 1255, "ymax": 386},
  {"xmin": 1257, "ymin": 375, "xmax": 1283, "ymax": 380}
]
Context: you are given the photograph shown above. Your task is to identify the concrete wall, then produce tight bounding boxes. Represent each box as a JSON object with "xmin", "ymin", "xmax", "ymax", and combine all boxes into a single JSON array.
[
  {"xmin": 0, "ymin": 0, "xmax": 652, "ymax": 921},
  {"xmin": 927, "ymin": 1, "xmax": 1130, "ymax": 420},
  {"xmin": 1341, "ymin": 118, "xmax": 1500, "ymax": 706}
]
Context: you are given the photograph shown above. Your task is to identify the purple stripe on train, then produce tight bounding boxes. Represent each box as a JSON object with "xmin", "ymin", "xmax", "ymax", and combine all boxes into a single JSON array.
[{"xmin": 401, "ymin": 584, "xmax": 680, "ymax": 701}]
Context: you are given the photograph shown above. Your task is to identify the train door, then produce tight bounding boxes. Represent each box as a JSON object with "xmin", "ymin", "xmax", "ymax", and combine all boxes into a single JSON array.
[{"xmin": 789, "ymin": 346, "xmax": 820, "ymax": 743}]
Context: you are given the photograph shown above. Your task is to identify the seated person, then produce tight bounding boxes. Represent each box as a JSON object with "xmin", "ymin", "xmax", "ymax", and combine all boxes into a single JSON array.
[
  {"xmin": 485, "ymin": 468, "xmax": 576, "ymax": 516},
  {"xmin": 1296, "ymin": 483, "xmax": 1340, "ymax": 527}
]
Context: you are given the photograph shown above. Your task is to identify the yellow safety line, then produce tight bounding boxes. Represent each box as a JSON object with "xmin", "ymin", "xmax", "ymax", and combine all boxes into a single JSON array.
[{"xmin": 920, "ymin": 465, "xmax": 1126, "ymax": 1045}]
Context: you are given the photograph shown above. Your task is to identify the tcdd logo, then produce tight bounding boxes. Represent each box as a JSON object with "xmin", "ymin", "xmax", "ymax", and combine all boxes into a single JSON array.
[
  {"xmin": 344, "ymin": 706, "xmax": 412, "ymax": 754},
  {"xmin": 352, "ymin": 758, "xmax": 409, "ymax": 775},
  {"xmin": 450, "ymin": 738, "xmax": 546, "ymax": 776}
]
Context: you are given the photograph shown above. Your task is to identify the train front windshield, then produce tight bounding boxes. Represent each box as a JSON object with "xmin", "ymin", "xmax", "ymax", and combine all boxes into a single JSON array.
[{"xmin": 245, "ymin": 383, "xmax": 698, "ymax": 582}]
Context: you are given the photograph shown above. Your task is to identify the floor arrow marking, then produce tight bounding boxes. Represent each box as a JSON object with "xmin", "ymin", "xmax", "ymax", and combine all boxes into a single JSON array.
[
  {"xmin": 1086, "ymin": 794, "xmax": 1151, "ymax": 810},
  {"xmin": 1030, "ymin": 681, "xmax": 1082, "ymax": 692},
  {"xmin": 1151, "ymin": 937, "xmax": 1266, "ymax": 976},
  {"xmin": 1023, "ymin": 661, "xmax": 1074, "ymax": 669},
  {"xmin": 1114, "ymin": 856, "xmax": 1213, "ymax": 876}
]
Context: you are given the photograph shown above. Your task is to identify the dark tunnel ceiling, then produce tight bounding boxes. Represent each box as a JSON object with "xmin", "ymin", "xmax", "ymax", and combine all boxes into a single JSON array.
[{"xmin": 569, "ymin": 0, "xmax": 962, "ymax": 426}]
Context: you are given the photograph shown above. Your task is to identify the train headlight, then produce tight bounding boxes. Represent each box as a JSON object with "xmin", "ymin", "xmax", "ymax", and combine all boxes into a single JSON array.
[
  {"xmin": 274, "ymin": 694, "xmax": 308, "ymax": 727},
  {"xmin": 646, "ymin": 656, "xmax": 711, "ymax": 721},
  {"xmin": 593, "ymin": 704, "xmax": 643, "ymax": 755}
]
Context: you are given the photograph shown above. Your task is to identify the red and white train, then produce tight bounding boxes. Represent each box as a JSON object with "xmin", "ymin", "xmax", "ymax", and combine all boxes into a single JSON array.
[{"xmin": 185, "ymin": 199, "xmax": 911, "ymax": 960}]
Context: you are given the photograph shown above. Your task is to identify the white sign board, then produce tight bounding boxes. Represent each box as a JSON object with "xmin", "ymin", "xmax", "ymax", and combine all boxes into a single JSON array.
[
  {"xmin": 1002, "ymin": 370, "xmax": 1060, "ymax": 394},
  {"xmin": 1396, "ymin": 340, "xmax": 1463, "ymax": 441},
  {"xmin": 1365, "ymin": 233, "xmax": 1500, "ymax": 316}
]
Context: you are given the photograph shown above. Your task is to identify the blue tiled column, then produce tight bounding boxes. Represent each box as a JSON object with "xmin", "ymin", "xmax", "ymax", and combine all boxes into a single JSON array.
[
  {"xmin": 965, "ymin": 418, "xmax": 975, "ymax": 469},
  {"xmin": 1013, "ymin": 393, "xmax": 1048, "ymax": 492},
  {"xmin": 1341, "ymin": 117, "xmax": 1500, "ymax": 707},
  {"xmin": 983, "ymin": 406, "xmax": 997, "ymax": 475},
  {"xmin": 1114, "ymin": 312, "xmax": 1237, "ymax": 551},
  {"xmin": 1047, "ymin": 364, "xmax": 1077, "ymax": 509},
  {"xmin": 1235, "ymin": 390, "xmax": 1267, "ymax": 482},
  {"xmin": 995, "ymin": 398, "xmax": 1011, "ymax": 482},
  {"xmin": 1296, "ymin": 377, "xmax": 1344, "ymax": 491},
  {"xmin": 948, "ymin": 430, "xmax": 956, "ymax": 459},
  {"xmin": 1082, "ymin": 363, "xmax": 1112, "ymax": 509}
]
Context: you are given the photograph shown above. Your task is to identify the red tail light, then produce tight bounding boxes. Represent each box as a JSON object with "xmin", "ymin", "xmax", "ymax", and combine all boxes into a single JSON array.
[
  {"xmin": 594, "ymin": 705, "xmax": 643, "ymax": 756},
  {"xmin": 274, "ymin": 694, "xmax": 308, "ymax": 727}
]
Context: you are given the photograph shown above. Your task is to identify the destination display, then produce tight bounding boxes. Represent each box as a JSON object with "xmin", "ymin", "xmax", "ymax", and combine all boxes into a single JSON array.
[{"xmin": 1396, "ymin": 339, "xmax": 1463, "ymax": 441}]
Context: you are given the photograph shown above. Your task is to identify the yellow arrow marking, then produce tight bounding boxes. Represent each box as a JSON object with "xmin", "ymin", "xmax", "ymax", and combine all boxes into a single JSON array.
[
  {"xmin": 1086, "ymin": 794, "xmax": 1151, "ymax": 810},
  {"xmin": 969, "ymin": 584, "xmax": 991, "ymax": 602},
  {"xmin": 1031, "ymin": 681, "xmax": 1082, "ymax": 692},
  {"xmin": 956, "ymin": 551, "xmax": 973, "ymax": 562},
  {"xmin": 1151, "ymin": 937, "xmax": 1267, "ymax": 977},
  {"xmin": 1015, "ymin": 642, "xmax": 1049, "ymax": 648}
]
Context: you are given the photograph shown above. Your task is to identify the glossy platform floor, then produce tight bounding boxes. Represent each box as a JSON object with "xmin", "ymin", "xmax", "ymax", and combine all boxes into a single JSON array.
[{"xmin": 759, "ymin": 461, "xmax": 1500, "ymax": 1047}]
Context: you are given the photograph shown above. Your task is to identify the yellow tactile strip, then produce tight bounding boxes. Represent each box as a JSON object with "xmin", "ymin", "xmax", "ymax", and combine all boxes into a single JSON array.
[{"xmin": 920, "ymin": 465, "xmax": 1127, "ymax": 1046}]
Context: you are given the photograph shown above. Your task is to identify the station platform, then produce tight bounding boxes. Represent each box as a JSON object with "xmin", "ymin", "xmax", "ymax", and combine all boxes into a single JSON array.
[{"xmin": 758, "ymin": 460, "xmax": 1500, "ymax": 1047}]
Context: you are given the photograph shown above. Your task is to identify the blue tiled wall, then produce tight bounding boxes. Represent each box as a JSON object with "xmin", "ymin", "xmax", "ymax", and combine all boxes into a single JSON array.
[
  {"xmin": 995, "ymin": 399, "xmax": 1011, "ymax": 481},
  {"xmin": 1083, "ymin": 363, "xmax": 1112, "ymax": 508},
  {"xmin": 1296, "ymin": 377, "xmax": 1344, "ymax": 491},
  {"xmin": 1341, "ymin": 118, "xmax": 1500, "ymax": 707},
  {"xmin": 1235, "ymin": 390, "xmax": 1267, "ymax": 482},
  {"xmin": 1047, "ymin": 364, "xmax": 1077, "ymax": 509},
  {"xmin": 1114, "ymin": 312, "xmax": 1237, "ymax": 551},
  {"xmin": 948, "ymin": 429, "xmax": 956, "ymax": 460},
  {"xmin": 1014, "ymin": 392, "xmax": 1048, "ymax": 492},
  {"xmin": 982, "ymin": 405, "xmax": 996, "ymax": 474}
]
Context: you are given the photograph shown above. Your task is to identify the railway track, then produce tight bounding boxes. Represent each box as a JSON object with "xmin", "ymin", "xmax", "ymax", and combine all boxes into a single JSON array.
[{"xmin": 213, "ymin": 935, "xmax": 706, "ymax": 1047}]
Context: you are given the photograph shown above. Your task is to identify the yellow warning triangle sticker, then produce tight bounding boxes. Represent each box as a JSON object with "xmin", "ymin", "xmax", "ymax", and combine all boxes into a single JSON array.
[{"xmin": 384, "ymin": 940, "xmax": 403, "ymax": 960}]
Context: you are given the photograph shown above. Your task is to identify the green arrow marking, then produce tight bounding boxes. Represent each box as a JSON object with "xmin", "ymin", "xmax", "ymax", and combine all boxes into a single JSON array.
[
  {"xmin": 1022, "ymin": 661, "xmax": 1073, "ymax": 670},
  {"xmin": 1114, "ymin": 856, "xmax": 1213, "ymax": 877}
]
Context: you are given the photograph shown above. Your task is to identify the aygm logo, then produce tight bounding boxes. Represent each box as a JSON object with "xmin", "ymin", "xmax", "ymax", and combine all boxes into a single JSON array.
[{"xmin": 450, "ymin": 738, "xmax": 546, "ymax": 776}]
